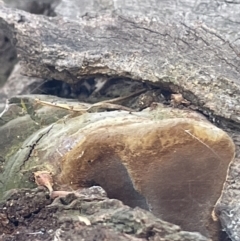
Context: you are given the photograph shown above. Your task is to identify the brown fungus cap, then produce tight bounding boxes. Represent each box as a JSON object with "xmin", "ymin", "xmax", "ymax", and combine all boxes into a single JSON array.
[{"xmin": 58, "ymin": 118, "xmax": 235, "ymax": 240}]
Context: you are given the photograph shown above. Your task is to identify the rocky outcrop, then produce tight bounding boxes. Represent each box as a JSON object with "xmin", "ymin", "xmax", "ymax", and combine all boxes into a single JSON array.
[{"xmin": 1, "ymin": 2, "xmax": 240, "ymax": 124}]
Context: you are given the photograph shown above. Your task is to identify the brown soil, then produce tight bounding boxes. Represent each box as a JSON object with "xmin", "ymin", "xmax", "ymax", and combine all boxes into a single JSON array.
[
  {"xmin": 0, "ymin": 188, "xmax": 56, "ymax": 241},
  {"xmin": 0, "ymin": 187, "xmax": 148, "ymax": 241}
]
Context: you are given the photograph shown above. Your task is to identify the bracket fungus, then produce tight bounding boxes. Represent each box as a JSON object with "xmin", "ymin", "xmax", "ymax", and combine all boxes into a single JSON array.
[
  {"xmin": 33, "ymin": 115, "xmax": 234, "ymax": 239},
  {"xmin": 0, "ymin": 94, "xmax": 234, "ymax": 240}
]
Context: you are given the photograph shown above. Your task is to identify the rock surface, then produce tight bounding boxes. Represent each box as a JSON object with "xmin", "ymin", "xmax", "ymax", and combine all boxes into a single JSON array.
[
  {"xmin": 1, "ymin": 63, "xmax": 44, "ymax": 98},
  {"xmin": 0, "ymin": 0, "xmax": 60, "ymax": 111},
  {"xmin": 1, "ymin": 1, "xmax": 240, "ymax": 240},
  {"xmin": 1, "ymin": 3, "xmax": 240, "ymax": 124},
  {"xmin": 0, "ymin": 186, "xmax": 210, "ymax": 241},
  {"xmin": 3, "ymin": 0, "xmax": 58, "ymax": 15},
  {"xmin": 56, "ymin": 0, "xmax": 240, "ymax": 44},
  {"xmin": 0, "ymin": 28, "xmax": 16, "ymax": 91}
]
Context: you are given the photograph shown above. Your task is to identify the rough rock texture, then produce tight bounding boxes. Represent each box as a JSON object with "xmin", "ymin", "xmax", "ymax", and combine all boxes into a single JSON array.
[
  {"xmin": 1, "ymin": 1, "xmax": 240, "ymax": 240},
  {"xmin": 1, "ymin": 63, "xmax": 45, "ymax": 97},
  {"xmin": 0, "ymin": 186, "xmax": 210, "ymax": 241},
  {"xmin": 0, "ymin": 28, "xmax": 16, "ymax": 87},
  {"xmin": 0, "ymin": 0, "xmax": 59, "ymax": 111},
  {"xmin": 0, "ymin": 62, "xmax": 79, "ymax": 112},
  {"xmin": 214, "ymin": 129, "xmax": 240, "ymax": 241},
  {"xmin": 0, "ymin": 3, "xmax": 240, "ymax": 125},
  {"xmin": 55, "ymin": 0, "xmax": 240, "ymax": 43},
  {"xmin": 3, "ymin": 0, "xmax": 59, "ymax": 15}
]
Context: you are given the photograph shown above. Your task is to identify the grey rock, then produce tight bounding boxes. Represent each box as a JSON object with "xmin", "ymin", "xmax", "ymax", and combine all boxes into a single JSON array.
[
  {"xmin": 55, "ymin": 0, "xmax": 240, "ymax": 44},
  {"xmin": 0, "ymin": 0, "xmax": 61, "ymax": 111},
  {"xmin": 0, "ymin": 28, "xmax": 17, "ymax": 87},
  {"xmin": 1, "ymin": 63, "xmax": 44, "ymax": 98},
  {"xmin": 3, "ymin": 0, "xmax": 59, "ymax": 15},
  {"xmin": 0, "ymin": 4, "xmax": 240, "ymax": 125}
]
